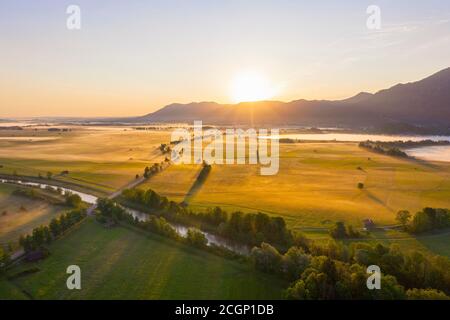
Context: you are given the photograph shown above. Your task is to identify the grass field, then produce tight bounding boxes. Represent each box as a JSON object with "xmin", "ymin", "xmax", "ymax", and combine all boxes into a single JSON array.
[
  {"xmin": 137, "ymin": 164, "xmax": 202, "ymax": 202},
  {"xmin": 0, "ymin": 184, "xmax": 65, "ymax": 247},
  {"xmin": 3, "ymin": 130, "xmax": 448, "ymax": 229},
  {"xmin": 0, "ymin": 127, "xmax": 172, "ymax": 193},
  {"xmin": 303, "ymin": 227, "xmax": 450, "ymax": 258},
  {"xmin": 1, "ymin": 219, "xmax": 286, "ymax": 300},
  {"xmin": 1, "ymin": 127, "xmax": 450, "ymax": 261},
  {"xmin": 184, "ymin": 142, "xmax": 450, "ymax": 229}
]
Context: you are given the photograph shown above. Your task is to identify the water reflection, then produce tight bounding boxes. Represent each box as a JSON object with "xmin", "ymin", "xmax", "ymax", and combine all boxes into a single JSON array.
[
  {"xmin": 0, "ymin": 180, "xmax": 250, "ymax": 255},
  {"xmin": 125, "ymin": 207, "xmax": 250, "ymax": 255},
  {"xmin": 0, "ymin": 179, "xmax": 97, "ymax": 204},
  {"xmin": 406, "ymin": 146, "xmax": 450, "ymax": 162},
  {"xmin": 261, "ymin": 133, "xmax": 450, "ymax": 142}
]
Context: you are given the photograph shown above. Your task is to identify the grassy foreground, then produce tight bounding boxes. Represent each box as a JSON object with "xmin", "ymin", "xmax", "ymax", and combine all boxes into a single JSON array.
[{"xmin": 1, "ymin": 219, "xmax": 286, "ymax": 300}]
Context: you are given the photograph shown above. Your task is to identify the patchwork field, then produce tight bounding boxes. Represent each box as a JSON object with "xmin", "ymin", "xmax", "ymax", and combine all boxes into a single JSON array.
[
  {"xmin": 0, "ymin": 219, "xmax": 286, "ymax": 300},
  {"xmin": 0, "ymin": 184, "xmax": 65, "ymax": 247},
  {"xmin": 1, "ymin": 127, "xmax": 450, "ymax": 261},
  {"xmin": 3, "ymin": 128, "xmax": 448, "ymax": 229}
]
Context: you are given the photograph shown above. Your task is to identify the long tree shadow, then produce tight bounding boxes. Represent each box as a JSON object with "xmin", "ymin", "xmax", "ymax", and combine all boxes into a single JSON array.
[
  {"xmin": 182, "ymin": 164, "xmax": 211, "ymax": 205},
  {"xmin": 365, "ymin": 189, "xmax": 394, "ymax": 212}
]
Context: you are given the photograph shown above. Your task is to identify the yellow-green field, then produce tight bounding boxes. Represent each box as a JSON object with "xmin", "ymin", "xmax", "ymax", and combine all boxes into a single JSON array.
[
  {"xmin": 0, "ymin": 184, "xmax": 65, "ymax": 247},
  {"xmin": 2, "ymin": 128, "xmax": 448, "ymax": 230},
  {"xmin": 138, "ymin": 164, "xmax": 202, "ymax": 202},
  {"xmin": 186, "ymin": 143, "xmax": 450, "ymax": 229},
  {"xmin": 0, "ymin": 127, "xmax": 172, "ymax": 193},
  {"xmin": 1, "ymin": 126, "xmax": 450, "ymax": 301}
]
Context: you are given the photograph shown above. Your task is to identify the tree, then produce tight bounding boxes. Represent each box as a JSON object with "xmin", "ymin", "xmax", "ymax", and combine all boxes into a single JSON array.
[
  {"xmin": 186, "ymin": 229, "xmax": 207, "ymax": 247},
  {"xmin": 282, "ymin": 247, "xmax": 311, "ymax": 280},
  {"xmin": 46, "ymin": 171, "xmax": 53, "ymax": 179},
  {"xmin": 330, "ymin": 222, "xmax": 347, "ymax": 239},
  {"xmin": 396, "ymin": 210, "xmax": 411, "ymax": 230},
  {"xmin": 251, "ymin": 243, "xmax": 282, "ymax": 273},
  {"xmin": 65, "ymin": 194, "xmax": 82, "ymax": 208},
  {"xmin": 144, "ymin": 166, "xmax": 150, "ymax": 178},
  {"xmin": 410, "ymin": 211, "xmax": 433, "ymax": 233},
  {"xmin": 357, "ymin": 182, "xmax": 364, "ymax": 189},
  {"xmin": 346, "ymin": 225, "xmax": 361, "ymax": 238},
  {"xmin": 0, "ymin": 246, "xmax": 10, "ymax": 271},
  {"xmin": 369, "ymin": 275, "xmax": 406, "ymax": 300},
  {"xmin": 49, "ymin": 218, "xmax": 61, "ymax": 237}
]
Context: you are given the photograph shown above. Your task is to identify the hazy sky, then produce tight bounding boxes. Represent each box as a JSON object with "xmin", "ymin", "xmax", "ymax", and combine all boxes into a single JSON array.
[{"xmin": 1, "ymin": 0, "xmax": 449, "ymax": 117}]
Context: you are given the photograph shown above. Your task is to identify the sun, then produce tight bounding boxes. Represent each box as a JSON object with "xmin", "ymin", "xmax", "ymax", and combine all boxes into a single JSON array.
[{"xmin": 230, "ymin": 71, "xmax": 277, "ymax": 103}]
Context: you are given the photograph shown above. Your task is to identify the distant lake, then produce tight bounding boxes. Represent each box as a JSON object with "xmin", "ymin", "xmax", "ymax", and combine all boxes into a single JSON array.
[
  {"xmin": 0, "ymin": 137, "xmax": 58, "ymax": 141},
  {"xmin": 260, "ymin": 133, "xmax": 450, "ymax": 162},
  {"xmin": 273, "ymin": 133, "xmax": 450, "ymax": 142},
  {"xmin": 406, "ymin": 146, "xmax": 450, "ymax": 162}
]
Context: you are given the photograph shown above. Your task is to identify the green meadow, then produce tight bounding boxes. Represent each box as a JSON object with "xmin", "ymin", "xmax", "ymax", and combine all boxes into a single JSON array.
[{"xmin": 1, "ymin": 219, "xmax": 286, "ymax": 300}]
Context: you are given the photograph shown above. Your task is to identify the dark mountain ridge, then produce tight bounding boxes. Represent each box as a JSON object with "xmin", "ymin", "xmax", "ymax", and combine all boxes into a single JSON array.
[{"xmin": 139, "ymin": 68, "xmax": 450, "ymax": 130}]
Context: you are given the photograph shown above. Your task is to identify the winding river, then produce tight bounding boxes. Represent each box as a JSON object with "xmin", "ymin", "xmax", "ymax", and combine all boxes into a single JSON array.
[{"xmin": 0, "ymin": 179, "xmax": 250, "ymax": 255}]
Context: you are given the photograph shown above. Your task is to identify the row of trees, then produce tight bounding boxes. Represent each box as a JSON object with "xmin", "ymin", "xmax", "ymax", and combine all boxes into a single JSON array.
[
  {"xmin": 220, "ymin": 211, "xmax": 293, "ymax": 247},
  {"xmin": 95, "ymin": 198, "xmax": 239, "ymax": 259},
  {"xmin": 101, "ymin": 193, "xmax": 450, "ymax": 300},
  {"xmin": 359, "ymin": 141, "xmax": 408, "ymax": 157},
  {"xmin": 121, "ymin": 187, "xmax": 293, "ymax": 248},
  {"xmin": 329, "ymin": 221, "xmax": 362, "ymax": 239},
  {"xmin": 143, "ymin": 161, "xmax": 169, "ymax": 179},
  {"xmin": 37, "ymin": 172, "xmax": 53, "ymax": 179},
  {"xmin": 396, "ymin": 207, "xmax": 450, "ymax": 233},
  {"xmin": 19, "ymin": 209, "xmax": 86, "ymax": 253}
]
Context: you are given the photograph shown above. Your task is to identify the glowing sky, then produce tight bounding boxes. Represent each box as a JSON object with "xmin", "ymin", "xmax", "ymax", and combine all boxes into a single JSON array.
[{"xmin": 1, "ymin": 0, "xmax": 449, "ymax": 117}]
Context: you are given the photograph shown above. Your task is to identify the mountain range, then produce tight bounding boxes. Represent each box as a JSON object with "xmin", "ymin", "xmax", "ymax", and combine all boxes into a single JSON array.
[{"xmin": 139, "ymin": 68, "xmax": 450, "ymax": 130}]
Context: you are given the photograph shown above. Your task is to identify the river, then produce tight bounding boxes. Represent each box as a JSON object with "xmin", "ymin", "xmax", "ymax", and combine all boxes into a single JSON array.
[{"xmin": 1, "ymin": 179, "xmax": 250, "ymax": 255}]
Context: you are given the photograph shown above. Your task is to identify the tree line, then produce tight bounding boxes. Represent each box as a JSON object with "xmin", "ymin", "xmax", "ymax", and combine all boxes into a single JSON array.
[
  {"xmin": 95, "ymin": 198, "xmax": 242, "ymax": 260},
  {"xmin": 118, "ymin": 187, "xmax": 450, "ymax": 300},
  {"xmin": 396, "ymin": 207, "xmax": 450, "ymax": 234},
  {"xmin": 143, "ymin": 160, "xmax": 170, "ymax": 179},
  {"xmin": 19, "ymin": 209, "xmax": 86, "ymax": 253},
  {"xmin": 251, "ymin": 239, "xmax": 450, "ymax": 300},
  {"xmin": 329, "ymin": 221, "xmax": 362, "ymax": 239},
  {"xmin": 359, "ymin": 141, "xmax": 408, "ymax": 157},
  {"xmin": 120, "ymin": 187, "xmax": 293, "ymax": 248},
  {"xmin": 99, "ymin": 194, "xmax": 450, "ymax": 300}
]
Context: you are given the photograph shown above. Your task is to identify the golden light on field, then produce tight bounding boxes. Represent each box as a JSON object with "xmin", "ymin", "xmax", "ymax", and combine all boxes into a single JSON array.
[{"xmin": 230, "ymin": 71, "xmax": 278, "ymax": 103}]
